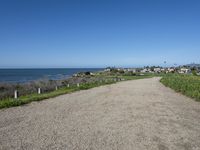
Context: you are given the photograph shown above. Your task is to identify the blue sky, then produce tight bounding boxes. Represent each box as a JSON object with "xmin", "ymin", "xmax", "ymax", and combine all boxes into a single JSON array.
[{"xmin": 0, "ymin": 0, "xmax": 200, "ymax": 68}]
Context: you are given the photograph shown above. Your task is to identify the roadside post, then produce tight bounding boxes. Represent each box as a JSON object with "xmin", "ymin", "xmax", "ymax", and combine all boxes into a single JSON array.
[
  {"xmin": 14, "ymin": 90, "xmax": 18, "ymax": 99},
  {"xmin": 38, "ymin": 88, "xmax": 41, "ymax": 94}
]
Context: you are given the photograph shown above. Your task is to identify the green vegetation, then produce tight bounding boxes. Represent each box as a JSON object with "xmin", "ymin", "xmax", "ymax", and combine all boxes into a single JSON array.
[
  {"xmin": 0, "ymin": 87, "xmax": 76, "ymax": 109},
  {"xmin": 0, "ymin": 75, "xmax": 153, "ymax": 109},
  {"xmin": 4, "ymin": 72, "xmax": 200, "ymax": 109},
  {"xmin": 0, "ymin": 80, "xmax": 113, "ymax": 109},
  {"xmin": 160, "ymin": 74, "xmax": 200, "ymax": 101},
  {"xmin": 117, "ymin": 74, "xmax": 154, "ymax": 80}
]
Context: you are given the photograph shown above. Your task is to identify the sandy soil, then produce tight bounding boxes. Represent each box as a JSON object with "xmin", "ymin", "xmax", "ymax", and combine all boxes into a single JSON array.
[{"xmin": 0, "ymin": 77, "xmax": 200, "ymax": 150}]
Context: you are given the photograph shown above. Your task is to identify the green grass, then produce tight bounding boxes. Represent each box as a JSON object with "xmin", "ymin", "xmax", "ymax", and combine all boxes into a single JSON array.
[
  {"xmin": 0, "ymin": 87, "xmax": 77, "ymax": 109},
  {"xmin": 118, "ymin": 74, "xmax": 154, "ymax": 80},
  {"xmin": 0, "ymin": 75, "xmax": 153, "ymax": 109},
  {"xmin": 0, "ymin": 80, "xmax": 116, "ymax": 109},
  {"xmin": 160, "ymin": 74, "xmax": 200, "ymax": 101}
]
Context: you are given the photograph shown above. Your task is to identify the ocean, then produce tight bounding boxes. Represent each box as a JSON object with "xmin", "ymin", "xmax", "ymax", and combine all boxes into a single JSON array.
[{"xmin": 0, "ymin": 68, "xmax": 103, "ymax": 83}]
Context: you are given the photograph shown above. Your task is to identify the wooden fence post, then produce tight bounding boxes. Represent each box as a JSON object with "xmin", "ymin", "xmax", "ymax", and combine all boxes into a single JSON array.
[
  {"xmin": 38, "ymin": 88, "xmax": 41, "ymax": 94},
  {"xmin": 14, "ymin": 90, "xmax": 18, "ymax": 99}
]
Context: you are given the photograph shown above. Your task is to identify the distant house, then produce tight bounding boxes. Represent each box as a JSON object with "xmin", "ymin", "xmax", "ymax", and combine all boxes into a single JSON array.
[
  {"xmin": 141, "ymin": 68, "xmax": 151, "ymax": 73},
  {"xmin": 117, "ymin": 68, "xmax": 125, "ymax": 72},
  {"xmin": 154, "ymin": 68, "xmax": 161, "ymax": 73},
  {"xmin": 161, "ymin": 68, "xmax": 165, "ymax": 72},
  {"xmin": 179, "ymin": 68, "xmax": 191, "ymax": 74},
  {"xmin": 127, "ymin": 68, "xmax": 136, "ymax": 73},
  {"xmin": 166, "ymin": 68, "xmax": 175, "ymax": 73}
]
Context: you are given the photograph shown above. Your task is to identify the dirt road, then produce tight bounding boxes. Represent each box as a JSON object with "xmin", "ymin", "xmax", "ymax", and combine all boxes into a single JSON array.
[{"xmin": 0, "ymin": 77, "xmax": 200, "ymax": 150}]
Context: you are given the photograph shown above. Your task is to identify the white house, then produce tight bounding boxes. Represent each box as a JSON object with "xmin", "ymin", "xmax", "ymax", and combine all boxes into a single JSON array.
[
  {"xmin": 179, "ymin": 68, "xmax": 190, "ymax": 74},
  {"xmin": 166, "ymin": 68, "xmax": 175, "ymax": 73},
  {"xmin": 127, "ymin": 68, "xmax": 136, "ymax": 73},
  {"xmin": 154, "ymin": 68, "xmax": 161, "ymax": 73},
  {"xmin": 161, "ymin": 68, "xmax": 165, "ymax": 72},
  {"xmin": 141, "ymin": 68, "xmax": 151, "ymax": 73}
]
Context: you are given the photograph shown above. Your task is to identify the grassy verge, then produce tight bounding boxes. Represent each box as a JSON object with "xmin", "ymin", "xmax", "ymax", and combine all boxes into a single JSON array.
[
  {"xmin": 0, "ymin": 87, "xmax": 77, "ymax": 109},
  {"xmin": 160, "ymin": 74, "xmax": 200, "ymax": 101},
  {"xmin": 0, "ymin": 80, "xmax": 115, "ymax": 109},
  {"xmin": 118, "ymin": 74, "xmax": 154, "ymax": 80},
  {"xmin": 0, "ymin": 75, "xmax": 153, "ymax": 109}
]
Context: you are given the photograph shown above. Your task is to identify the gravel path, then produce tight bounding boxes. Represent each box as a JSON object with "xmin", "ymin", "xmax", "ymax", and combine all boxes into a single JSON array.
[{"xmin": 0, "ymin": 77, "xmax": 200, "ymax": 150}]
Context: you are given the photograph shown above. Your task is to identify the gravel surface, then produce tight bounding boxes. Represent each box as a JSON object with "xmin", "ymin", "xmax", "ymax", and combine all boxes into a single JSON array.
[{"xmin": 0, "ymin": 77, "xmax": 200, "ymax": 150}]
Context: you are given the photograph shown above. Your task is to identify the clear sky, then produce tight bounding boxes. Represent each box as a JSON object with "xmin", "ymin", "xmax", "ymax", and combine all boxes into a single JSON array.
[{"xmin": 0, "ymin": 0, "xmax": 200, "ymax": 68}]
